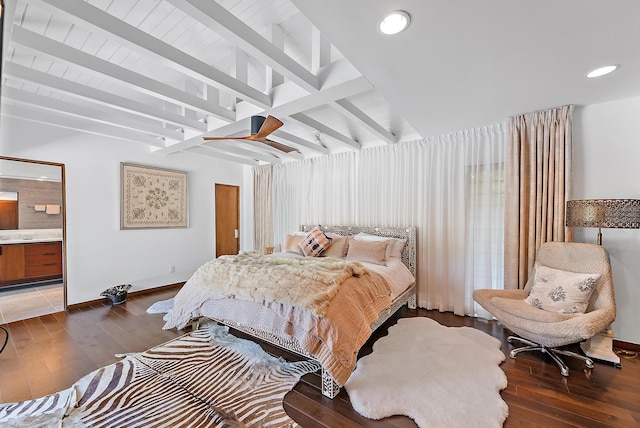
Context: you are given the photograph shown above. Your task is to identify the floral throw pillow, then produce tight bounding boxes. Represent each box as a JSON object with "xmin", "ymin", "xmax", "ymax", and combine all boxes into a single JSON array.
[
  {"xmin": 298, "ymin": 226, "xmax": 332, "ymax": 257},
  {"xmin": 524, "ymin": 265, "xmax": 601, "ymax": 314}
]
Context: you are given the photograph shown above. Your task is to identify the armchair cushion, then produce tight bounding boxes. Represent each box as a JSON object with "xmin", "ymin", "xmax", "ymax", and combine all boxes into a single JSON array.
[
  {"xmin": 491, "ymin": 297, "xmax": 576, "ymax": 324},
  {"xmin": 524, "ymin": 265, "xmax": 600, "ymax": 314}
]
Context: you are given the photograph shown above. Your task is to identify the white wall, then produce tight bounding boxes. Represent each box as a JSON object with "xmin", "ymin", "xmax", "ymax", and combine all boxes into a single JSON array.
[
  {"xmin": 573, "ymin": 97, "xmax": 640, "ymax": 346},
  {"xmin": 5, "ymin": 99, "xmax": 638, "ymax": 345},
  {"xmin": 1, "ymin": 118, "xmax": 249, "ymax": 305}
]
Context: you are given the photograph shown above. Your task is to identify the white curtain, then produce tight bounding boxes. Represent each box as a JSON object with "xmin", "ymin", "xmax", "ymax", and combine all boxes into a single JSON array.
[
  {"xmin": 271, "ymin": 124, "xmax": 505, "ymax": 316},
  {"xmin": 272, "ymin": 152, "xmax": 356, "ymax": 250}
]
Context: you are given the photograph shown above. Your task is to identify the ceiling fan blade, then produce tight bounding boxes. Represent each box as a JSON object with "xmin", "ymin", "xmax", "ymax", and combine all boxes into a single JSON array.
[
  {"xmin": 202, "ymin": 135, "xmax": 252, "ymax": 141},
  {"xmin": 262, "ymin": 139, "xmax": 298, "ymax": 153},
  {"xmin": 254, "ymin": 116, "xmax": 283, "ymax": 139}
]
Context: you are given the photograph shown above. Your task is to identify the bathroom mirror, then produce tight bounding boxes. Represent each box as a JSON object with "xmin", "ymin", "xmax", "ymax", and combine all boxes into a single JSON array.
[{"xmin": 0, "ymin": 158, "xmax": 63, "ymax": 231}]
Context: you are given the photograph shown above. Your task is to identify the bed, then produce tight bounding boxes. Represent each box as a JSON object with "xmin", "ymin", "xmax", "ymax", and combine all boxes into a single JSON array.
[{"xmin": 163, "ymin": 225, "xmax": 417, "ymax": 398}]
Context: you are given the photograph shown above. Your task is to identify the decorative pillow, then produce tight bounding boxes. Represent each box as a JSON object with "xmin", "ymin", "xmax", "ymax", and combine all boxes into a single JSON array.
[
  {"xmin": 524, "ymin": 265, "xmax": 601, "ymax": 314},
  {"xmin": 283, "ymin": 234, "xmax": 304, "ymax": 255},
  {"xmin": 387, "ymin": 238, "xmax": 407, "ymax": 259},
  {"xmin": 298, "ymin": 226, "xmax": 333, "ymax": 257},
  {"xmin": 354, "ymin": 232, "xmax": 406, "ymax": 259},
  {"xmin": 345, "ymin": 238, "xmax": 389, "ymax": 265},
  {"xmin": 322, "ymin": 235, "xmax": 349, "ymax": 258}
]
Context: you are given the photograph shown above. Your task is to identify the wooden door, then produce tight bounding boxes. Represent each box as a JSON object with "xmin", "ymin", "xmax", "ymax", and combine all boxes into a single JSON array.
[{"xmin": 215, "ymin": 184, "xmax": 240, "ymax": 257}]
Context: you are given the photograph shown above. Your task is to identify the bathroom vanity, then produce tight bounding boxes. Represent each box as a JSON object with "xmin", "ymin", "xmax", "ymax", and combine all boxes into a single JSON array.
[{"xmin": 0, "ymin": 230, "xmax": 63, "ymax": 287}]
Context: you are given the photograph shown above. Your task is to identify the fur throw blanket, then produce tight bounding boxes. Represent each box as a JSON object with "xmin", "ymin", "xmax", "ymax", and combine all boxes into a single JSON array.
[{"xmin": 190, "ymin": 252, "xmax": 369, "ymax": 317}]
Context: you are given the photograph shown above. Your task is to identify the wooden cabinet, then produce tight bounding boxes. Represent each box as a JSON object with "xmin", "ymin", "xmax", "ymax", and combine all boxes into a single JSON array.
[
  {"xmin": 0, "ymin": 241, "xmax": 62, "ymax": 287},
  {"xmin": 0, "ymin": 244, "xmax": 25, "ymax": 282},
  {"xmin": 25, "ymin": 242, "xmax": 63, "ymax": 278}
]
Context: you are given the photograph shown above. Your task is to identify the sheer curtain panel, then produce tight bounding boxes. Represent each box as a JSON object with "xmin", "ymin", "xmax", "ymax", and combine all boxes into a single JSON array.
[
  {"xmin": 504, "ymin": 105, "xmax": 573, "ymax": 289},
  {"xmin": 270, "ymin": 124, "xmax": 505, "ymax": 317},
  {"xmin": 253, "ymin": 164, "xmax": 273, "ymax": 253},
  {"xmin": 272, "ymin": 152, "xmax": 356, "ymax": 250},
  {"xmin": 356, "ymin": 126, "xmax": 505, "ymax": 316}
]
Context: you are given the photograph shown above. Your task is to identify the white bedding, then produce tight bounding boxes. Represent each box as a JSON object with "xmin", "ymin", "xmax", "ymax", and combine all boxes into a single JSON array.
[{"xmin": 364, "ymin": 258, "xmax": 415, "ymax": 300}]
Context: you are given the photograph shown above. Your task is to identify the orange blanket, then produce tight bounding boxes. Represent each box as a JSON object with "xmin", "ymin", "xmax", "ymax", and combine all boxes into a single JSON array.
[{"xmin": 164, "ymin": 259, "xmax": 392, "ymax": 385}]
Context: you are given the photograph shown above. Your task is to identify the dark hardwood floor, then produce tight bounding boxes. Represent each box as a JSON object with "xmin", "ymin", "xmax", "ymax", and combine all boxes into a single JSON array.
[
  {"xmin": 1, "ymin": 286, "xmax": 638, "ymax": 427},
  {"xmin": 283, "ymin": 307, "xmax": 640, "ymax": 428},
  {"xmin": 0, "ymin": 286, "xmax": 189, "ymax": 404}
]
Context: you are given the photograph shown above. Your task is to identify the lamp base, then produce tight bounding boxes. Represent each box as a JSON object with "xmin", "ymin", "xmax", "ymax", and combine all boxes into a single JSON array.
[{"xmin": 580, "ymin": 329, "xmax": 621, "ymax": 368}]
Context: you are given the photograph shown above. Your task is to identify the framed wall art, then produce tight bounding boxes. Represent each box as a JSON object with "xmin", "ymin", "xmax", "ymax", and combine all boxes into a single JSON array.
[{"xmin": 120, "ymin": 163, "xmax": 188, "ymax": 229}]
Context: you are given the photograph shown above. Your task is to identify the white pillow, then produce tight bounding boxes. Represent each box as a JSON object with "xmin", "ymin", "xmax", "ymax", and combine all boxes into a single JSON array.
[
  {"xmin": 354, "ymin": 232, "xmax": 386, "ymax": 242},
  {"xmin": 354, "ymin": 232, "xmax": 406, "ymax": 259},
  {"xmin": 524, "ymin": 265, "xmax": 600, "ymax": 314}
]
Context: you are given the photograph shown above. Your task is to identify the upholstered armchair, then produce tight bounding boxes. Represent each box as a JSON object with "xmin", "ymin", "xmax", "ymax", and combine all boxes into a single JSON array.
[{"xmin": 473, "ymin": 242, "xmax": 616, "ymax": 376}]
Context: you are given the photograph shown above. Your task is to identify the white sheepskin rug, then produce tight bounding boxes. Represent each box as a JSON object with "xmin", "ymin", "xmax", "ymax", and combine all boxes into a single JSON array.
[
  {"xmin": 344, "ymin": 317, "xmax": 508, "ymax": 428},
  {"xmin": 146, "ymin": 297, "xmax": 174, "ymax": 321},
  {"xmin": 146, "ymin": 297, "xmax": 174, "ymax": 314}
]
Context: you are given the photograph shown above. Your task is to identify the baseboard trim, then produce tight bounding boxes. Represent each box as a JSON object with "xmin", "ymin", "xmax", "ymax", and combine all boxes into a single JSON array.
[
  {"xmin": 613, "ymin": 339, "xmax": 640, "ymax": 353},
  {"xmin": 67, "ymin": 282, "xmax": 184, "ymax": 311}
]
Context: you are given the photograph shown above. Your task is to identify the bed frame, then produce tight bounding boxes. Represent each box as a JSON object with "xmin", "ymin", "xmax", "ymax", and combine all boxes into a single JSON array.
[{"xmin": 200, "ymin": 225, "xmax": 417, "ymax": 399}]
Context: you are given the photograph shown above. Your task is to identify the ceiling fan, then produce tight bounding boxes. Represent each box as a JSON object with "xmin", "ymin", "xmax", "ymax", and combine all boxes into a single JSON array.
[{"xmin": 203, "ymin": 115, "xmax": 297, "ymax": 153}]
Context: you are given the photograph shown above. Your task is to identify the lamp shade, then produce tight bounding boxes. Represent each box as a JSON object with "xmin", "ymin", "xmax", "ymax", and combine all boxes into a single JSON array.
[{"xmin": 566, "ymin": 199, "xmax": 640, "ymax": 229}]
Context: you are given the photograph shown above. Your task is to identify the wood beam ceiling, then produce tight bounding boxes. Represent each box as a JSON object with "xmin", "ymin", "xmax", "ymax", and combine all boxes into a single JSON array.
[{"xmin": 1, "ymin": 0, "xmax": 416, "ymax": 165}]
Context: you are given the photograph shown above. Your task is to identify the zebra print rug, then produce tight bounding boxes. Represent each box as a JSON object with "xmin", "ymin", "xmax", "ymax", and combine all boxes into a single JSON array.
[{"xmin": 0, "ymin": 324, "xmax": 320, "ymax": 427}]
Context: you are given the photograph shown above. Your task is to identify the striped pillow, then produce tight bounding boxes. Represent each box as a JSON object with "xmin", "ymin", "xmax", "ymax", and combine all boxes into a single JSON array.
[{"xmin": 298, "ymin": 226, "xmax": 332, "ymax": 257}]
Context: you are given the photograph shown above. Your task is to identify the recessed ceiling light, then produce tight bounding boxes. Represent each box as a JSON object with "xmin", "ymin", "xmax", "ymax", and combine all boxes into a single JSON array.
[
  {"xmin": 379, "ymin": 10, "xmax": 411, "ymax": 35},
  {"xmin": 586, "ymin": 65, "xmax": 619, "ymax": 78}
]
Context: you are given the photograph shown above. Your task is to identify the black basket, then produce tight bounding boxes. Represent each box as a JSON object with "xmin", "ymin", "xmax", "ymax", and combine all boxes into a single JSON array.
[{"xmin": 101, "ymin": 284, "xmax": 132, "ymax": 305}]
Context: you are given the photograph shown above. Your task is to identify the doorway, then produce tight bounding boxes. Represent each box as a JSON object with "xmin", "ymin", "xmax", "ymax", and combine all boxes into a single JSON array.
[
  {"xmin": 0, "ymin": 157, "xmax": 66, "ymax": 324},
  {"xmin": 215, "ymin": 183, "xmax": 240, "ymax": 257}
]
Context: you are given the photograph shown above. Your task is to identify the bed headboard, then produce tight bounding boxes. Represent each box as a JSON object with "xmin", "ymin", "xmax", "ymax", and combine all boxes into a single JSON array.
[{"xmin": 300, "ymin": 225, "xmax": 417, "ymax": 277}]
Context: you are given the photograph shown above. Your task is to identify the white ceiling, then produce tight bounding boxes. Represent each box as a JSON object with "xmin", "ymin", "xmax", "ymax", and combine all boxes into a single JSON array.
[
  {"xmin": 2, "ymin": 0, "xmax": 639, "ymax": 165},
  {"xmin": 294, "ymin": 0, "xmax": 640, "ymax": 137}
]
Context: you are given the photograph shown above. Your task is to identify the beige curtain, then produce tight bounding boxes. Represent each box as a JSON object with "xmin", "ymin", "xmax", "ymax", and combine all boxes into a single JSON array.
[
  {"xmin": 504, "ymin": 105, "xmax": 574, "ymax": 289},
  {"xmin": 253, "ymin": 164, "xmax": 273, "ymax": 253}
]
